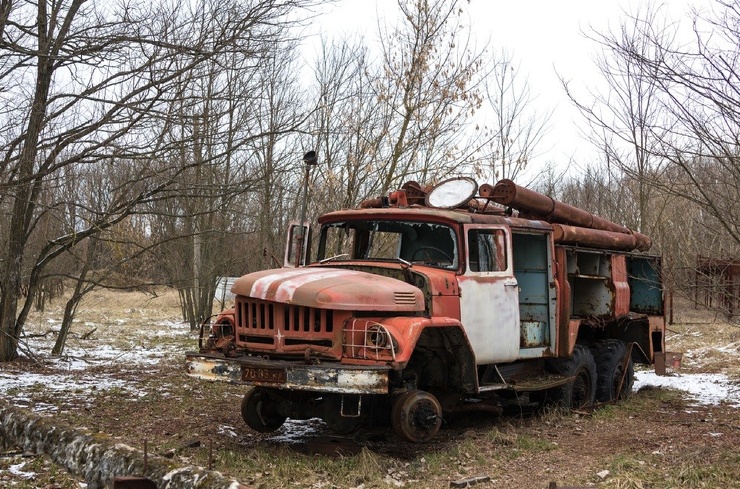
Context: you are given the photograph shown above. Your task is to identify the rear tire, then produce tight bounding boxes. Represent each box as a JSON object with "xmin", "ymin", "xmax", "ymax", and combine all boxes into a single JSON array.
[
  {"xmin": 591, "ymin": 339, "xmax": 634, "ymax": 402},
  {"xmin": 544, "ymin": 345, "xmax": 597, "ymax": 409}
]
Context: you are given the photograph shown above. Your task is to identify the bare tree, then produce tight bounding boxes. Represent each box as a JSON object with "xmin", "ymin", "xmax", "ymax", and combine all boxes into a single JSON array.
[
  {"xmin": 563, "ymin": 4, "xmax": 672, "ymax": 234},
  {"xmin": 481, "ymin": 49, "xmax": 552, "ymax": 182},
  {"xmin": 306, "ymin": 37, "xmax": 387, "ymax": 214},
  {"xmin": 0, "ymin": 0, "xmax": 319, "ymax": 361},
  {"xmin": 373, "ymin": 0, "xmax": 489, "ymax": 194},
  {"xmin": 302, "ymin": 0, "xmax": 493, "ymax": 219},
  {"xmin": 245, "ymin": 43, "xmax": 306, "ymax": 268},
  {"xmin": 563, "ymin": 1, "xmax": 740, "ymax": 310}
]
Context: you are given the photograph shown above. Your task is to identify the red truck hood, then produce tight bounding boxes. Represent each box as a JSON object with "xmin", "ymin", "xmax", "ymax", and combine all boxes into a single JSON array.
[{"xmin": 231, "ymin": 267, "xmax": 424, "ymax": 312}]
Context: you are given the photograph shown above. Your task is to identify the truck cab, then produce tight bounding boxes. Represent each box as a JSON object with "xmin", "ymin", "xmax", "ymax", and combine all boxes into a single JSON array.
[{"xmin": 186, "ymin": 178, "xmax": 667, "ymax": 442}]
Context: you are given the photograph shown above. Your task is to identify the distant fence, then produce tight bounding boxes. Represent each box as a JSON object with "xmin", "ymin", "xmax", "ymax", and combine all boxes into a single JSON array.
[{"xmin": 695, "ymin": 256, "xmax": 740, "ymax": 315}]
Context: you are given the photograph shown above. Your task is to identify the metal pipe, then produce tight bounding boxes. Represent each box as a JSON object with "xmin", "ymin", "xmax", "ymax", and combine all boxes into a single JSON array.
[
  {"xmin": 552, "ymin": 224, "xmax": 646, "ymax": 251},
  {"xmin": 483, "ymin": 179, "xmax": 652, "ymax": 251},
  {"xmin": 295, "ymin": 151, "xmax": 318, "ymax": 267}
]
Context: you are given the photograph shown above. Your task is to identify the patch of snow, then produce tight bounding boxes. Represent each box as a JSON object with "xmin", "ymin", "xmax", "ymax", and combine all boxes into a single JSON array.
[
  {"xmin": 715, "ymin": 342, "xmax": 740, "ymax": 354},
  {"xmin": 268, "ymin": 419, "xmax": 325, "ymax": 444},
  {"xmin": 683, "ymin": 343, "xmax": 740, "ymax": 366},
  {"xmin": 0, "ymin": 371, "xmax": 145, "ymax": 412},
  {"xmin": 151, "ymin": 320, "xmax": 191, "ymax": 338},
  {"xmin": 634, "ymin": 371, "xmax": 740, "ymax": 407},
  {"xmin": 2, "ymin": 311, "xmax": 195, "ymax": 416},
  {"xmin": 8, "ymin": 461, "xmax": 36, "ymax": 479},
  {"xmin": 218, "ymin": 425, "xmax": 239, "ymax": 438}
]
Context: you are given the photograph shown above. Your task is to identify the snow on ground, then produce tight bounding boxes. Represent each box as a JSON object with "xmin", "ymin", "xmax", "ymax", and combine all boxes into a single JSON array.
[
  {"xmin": 268, "ymin": 419, "xmax": 326, "ymax": 444},
  {"xmin": 0, "ymin": 370, "xmax": 143, "ymax": 412},
  {"xmin": 633, "ymin": 370, "xmax": 740, "ymax": 407},
  {"xmin": 0, "ymin": 319, "xmax": 192, "ymax": 412},
  {"xmin": 8, "ymin": 462, "xmax": 35, "ymax": 479},
  {"xmin": 21, "ymin": 319, "xmax": 191, "ymax": 369}
]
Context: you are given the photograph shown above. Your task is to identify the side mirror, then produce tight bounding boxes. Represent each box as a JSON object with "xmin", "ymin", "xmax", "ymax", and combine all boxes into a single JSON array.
[{"xmin": 284, "ymin": 221, "xmax": 311, "ymax": 267}]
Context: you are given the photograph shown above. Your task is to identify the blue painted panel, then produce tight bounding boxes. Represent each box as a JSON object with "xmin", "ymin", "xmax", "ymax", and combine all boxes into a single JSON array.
[{"xmin": 628, "ymin": 256, "xmax": 663, "ymax": 314}]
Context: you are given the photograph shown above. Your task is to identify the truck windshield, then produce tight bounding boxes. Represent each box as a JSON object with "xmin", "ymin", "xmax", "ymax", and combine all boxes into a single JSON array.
[{"xmin": 317, "ymin": 220, "xmax": 459, "ymax": 269}]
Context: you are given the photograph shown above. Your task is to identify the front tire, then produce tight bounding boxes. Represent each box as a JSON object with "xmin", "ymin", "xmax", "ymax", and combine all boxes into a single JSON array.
[
  {"xmin": 391, "ymin": 390, "xmax": 442, "ymax": 443},
  {"xmin": 241, "ymin": 388, "xmax": 286, "ymax": 433},
  {"xmin": 545, "ymin": 345, "xmax": 597, "ymax": 410}
]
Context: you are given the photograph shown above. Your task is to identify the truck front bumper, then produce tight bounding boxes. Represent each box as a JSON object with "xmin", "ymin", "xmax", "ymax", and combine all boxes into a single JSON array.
[{"xmin": 185, "ymin": 352, "xmax": 390, "ymax": 395}]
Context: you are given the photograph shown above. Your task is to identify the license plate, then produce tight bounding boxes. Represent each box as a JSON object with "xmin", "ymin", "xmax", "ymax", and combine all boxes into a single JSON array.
[{"xmin": 241, "ymin": 366, "xmax": 287, "ymax": 383}]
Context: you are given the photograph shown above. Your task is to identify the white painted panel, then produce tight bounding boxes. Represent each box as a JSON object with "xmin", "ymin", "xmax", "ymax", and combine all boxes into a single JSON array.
[
  {"xmin": 460, "ymin": 224, "xmax": 520, "ymax": 364},
  {"xmin": 459, "ymin": 277, "xmax": 520, "ymax": 364}
]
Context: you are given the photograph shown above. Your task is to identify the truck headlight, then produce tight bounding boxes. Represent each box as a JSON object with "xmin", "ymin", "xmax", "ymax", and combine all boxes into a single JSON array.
[{"xmin": 365, "ymin": 324, "xmax": 398, "ymax": 352}]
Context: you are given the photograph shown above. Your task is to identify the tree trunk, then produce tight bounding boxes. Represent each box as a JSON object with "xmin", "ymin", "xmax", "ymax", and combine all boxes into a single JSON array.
[
  {"xmin": 0, "ymin": 401, "xmax": 249, "ymax": 489},
  {"xmin": 52, "ymin": 271, "xmax": 89, "ymax": 356}
]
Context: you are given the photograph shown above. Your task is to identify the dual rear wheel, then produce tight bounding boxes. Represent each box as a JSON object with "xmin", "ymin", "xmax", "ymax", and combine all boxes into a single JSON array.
[
  {"xmin": 592, "ymin": 339, "xmax": 634, "ymax": 402},
  {"xmin": 544, "ymin": 340, "xmax": 634, "ymax": 409},
  {"xmin": 545, "ymin": 344, "xmax": 598, "ymax": 409}
]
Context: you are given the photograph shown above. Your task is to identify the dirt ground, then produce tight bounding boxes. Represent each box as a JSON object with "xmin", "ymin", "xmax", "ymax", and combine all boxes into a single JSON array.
[{"xmin": 1, "ymin": 289, "xmax": 739, "ymax": 488}]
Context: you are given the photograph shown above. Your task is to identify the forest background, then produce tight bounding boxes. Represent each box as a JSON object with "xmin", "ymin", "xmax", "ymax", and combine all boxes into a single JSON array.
[{"xmin": 1, "ymin": 0, "xmax": 738, "ymax": 362}]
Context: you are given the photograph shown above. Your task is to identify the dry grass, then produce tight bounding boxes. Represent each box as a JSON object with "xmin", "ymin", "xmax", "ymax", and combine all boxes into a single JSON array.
[{"xmin": 666, "ymin": 296, "xmax": 740, "ymax": 377}]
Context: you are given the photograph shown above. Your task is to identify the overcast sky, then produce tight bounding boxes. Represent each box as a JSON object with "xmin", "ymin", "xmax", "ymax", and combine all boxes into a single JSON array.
[{"xmin": 309, "ymin": 0, "xmax": 712, "ymax": 178}]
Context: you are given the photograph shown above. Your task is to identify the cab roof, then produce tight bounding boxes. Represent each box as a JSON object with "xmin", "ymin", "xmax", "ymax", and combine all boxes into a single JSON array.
[{"xmin": 318, "ymin": 206, "xmax": 552, "ymax": 231}]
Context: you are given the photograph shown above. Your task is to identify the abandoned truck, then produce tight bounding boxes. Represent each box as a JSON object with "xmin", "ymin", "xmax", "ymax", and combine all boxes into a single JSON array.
[{"xmin": 186, "ymin": 177, "xmax": 667, "ymax": 443}]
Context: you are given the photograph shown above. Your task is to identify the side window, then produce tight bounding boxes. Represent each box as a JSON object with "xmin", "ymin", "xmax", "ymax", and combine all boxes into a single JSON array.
[{"xmin": 468, "ymin": 229, "xmax": 508, "ymax": 272}]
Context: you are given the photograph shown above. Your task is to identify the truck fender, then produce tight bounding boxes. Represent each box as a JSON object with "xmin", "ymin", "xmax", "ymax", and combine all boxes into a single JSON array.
[{"xmin": 394, "ymin": 319, "xmax": 477, "ymax": 395}]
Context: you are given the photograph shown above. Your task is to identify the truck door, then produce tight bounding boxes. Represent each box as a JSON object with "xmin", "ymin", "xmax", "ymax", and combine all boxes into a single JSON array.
[
  {"xmin": 458, "ymin": 225, "xmax": 520, "ymax": 364},
  {"xmin": 511, "ymin": 231, "xmax": 556, "ymax": 359}
]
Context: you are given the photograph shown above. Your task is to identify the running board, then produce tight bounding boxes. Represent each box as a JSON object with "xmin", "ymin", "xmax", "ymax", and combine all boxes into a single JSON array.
[{"xmin": 479, "ymin": 373, "xmax": 574, "ymax": 393}]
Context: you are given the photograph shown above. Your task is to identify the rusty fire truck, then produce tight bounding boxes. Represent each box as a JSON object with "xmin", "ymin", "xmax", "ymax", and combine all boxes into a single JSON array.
[{"xmin": 186, "ymin": 176, "xmax": 668, "ymax": 443}]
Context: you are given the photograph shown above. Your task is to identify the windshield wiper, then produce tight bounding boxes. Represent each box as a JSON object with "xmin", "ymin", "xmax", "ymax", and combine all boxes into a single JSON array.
[
  {"xmin": 319, "ymin": 253, "xmax": 350, "ymax": 264},
  {"xmin": 397, "ymin": 257, "xmax": 412, "ymax": 267}
]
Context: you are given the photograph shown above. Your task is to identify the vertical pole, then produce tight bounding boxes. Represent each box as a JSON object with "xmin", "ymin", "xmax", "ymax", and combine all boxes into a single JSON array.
[
  {"xmin": 295, "ymin": 151, "xmax": 318, "ymax": 268},
  {"xmin": 295, "ymin": 166, "xmax": 310, "ymax": 268},
  {"xmin": 694, "ymin": 255, "xmax": 699, "ymax": 309}
]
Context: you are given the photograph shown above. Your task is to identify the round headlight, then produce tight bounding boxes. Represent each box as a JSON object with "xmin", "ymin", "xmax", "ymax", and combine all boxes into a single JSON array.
[{"xmin": 366, "ymin": 325, "xmax": 389, "ymax": 348}]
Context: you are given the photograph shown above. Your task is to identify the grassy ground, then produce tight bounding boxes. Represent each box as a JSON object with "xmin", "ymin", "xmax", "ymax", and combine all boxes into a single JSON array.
[{"xmin": 1, "ymin": 290, "xmax": 738, "ymax": 488}]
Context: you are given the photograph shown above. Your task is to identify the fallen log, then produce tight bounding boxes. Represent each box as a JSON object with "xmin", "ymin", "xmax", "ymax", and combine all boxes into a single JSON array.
[{"xmin": 0, "ymin": 401, "xmax": 248, "ymax": 489}]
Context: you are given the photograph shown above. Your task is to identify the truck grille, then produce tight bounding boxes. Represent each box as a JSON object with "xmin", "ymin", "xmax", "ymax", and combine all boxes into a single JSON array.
[{"xmin": 234, "ymin": 297, "xmax": 346, "ymax": 357}]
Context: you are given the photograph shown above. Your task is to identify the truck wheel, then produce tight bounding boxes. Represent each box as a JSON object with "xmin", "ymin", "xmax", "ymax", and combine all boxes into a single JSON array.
[
  {"xmin": 592, "ymin": 339, "xmax": 634, "ymax": 402},
  {"xmin": 545, "ymin": 345, "xmax": 597, "ymax": 410},
  {"xmin": 391, "ymin": 390, "xmax": 442, "ymax": 443},
  {"xmin": 241, "ymin": 388, "xmax": 286, "ymax": 433}
]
